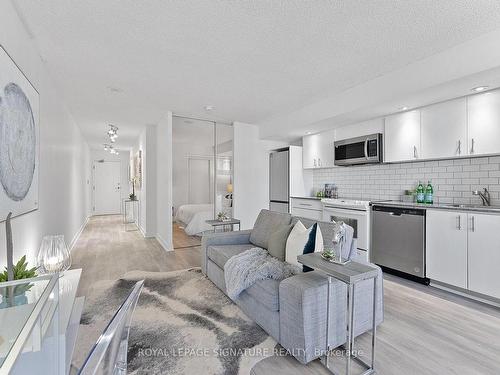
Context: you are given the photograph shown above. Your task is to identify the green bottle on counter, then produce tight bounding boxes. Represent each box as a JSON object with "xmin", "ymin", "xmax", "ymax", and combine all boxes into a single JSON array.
[
  {"xmin": 416, "ymin": 181, "xmax": 425, "ymax": 203},
  {"xmin": 425, "ymin": 181, "xmax": 434, "ymax": 204}
]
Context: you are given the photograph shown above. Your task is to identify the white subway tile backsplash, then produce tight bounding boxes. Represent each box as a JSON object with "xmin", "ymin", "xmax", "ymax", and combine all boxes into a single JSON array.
[{"xmin": 313, "ymin": 157, "xmax": 500, "ymax": 205}]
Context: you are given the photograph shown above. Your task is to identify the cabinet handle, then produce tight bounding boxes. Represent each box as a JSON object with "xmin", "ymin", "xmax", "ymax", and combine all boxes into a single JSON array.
[
  {"xmin": 318, "ymin": 158, "xmax": 321, "ymax": 167},
  {"xmin": 413, "ymin": 146, "xmax": 418, "ymax": 159},
  {"xmin": 299, "ymin": 203, "xmax": 312, "ymax": 207},
  {"xmin": 458, "ymin": 140, "xmax": 461, "ymax": 155},
  {"xmin": 471, "ymin": 216, "xmax": 475, "ymax": 232},
  {"xmin": 456, "ymin": 215, "xmax": 461, "ymax": 230},
  {"xmin": 471, "ymin": 138, "xmax": 475, "ymax": 154}
]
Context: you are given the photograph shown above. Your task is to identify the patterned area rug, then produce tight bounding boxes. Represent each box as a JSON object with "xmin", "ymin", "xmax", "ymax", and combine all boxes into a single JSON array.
[{"xmin": 75, "ymin": 268, "xmax": 277, "ymax": 375}]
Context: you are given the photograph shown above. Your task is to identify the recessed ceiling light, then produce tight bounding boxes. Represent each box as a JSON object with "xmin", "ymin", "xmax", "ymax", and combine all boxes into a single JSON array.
[
  {"xmin": 399, "ymin": 106, "xmax": 409, "ymax": 111},
  {"xmin": 306, "ymin": 131, "xmax": 312, "ymax": 135},
  {"xmin": 204, "ymin": 105, "xmax": 215, "ymax": 111},
  {"xmin": 472, "ymin": 86, "xmax": 489, "ymax": 92},
  {"xmin": 107, "ymin": 86, "xmax": 123, "ymax": 93}
]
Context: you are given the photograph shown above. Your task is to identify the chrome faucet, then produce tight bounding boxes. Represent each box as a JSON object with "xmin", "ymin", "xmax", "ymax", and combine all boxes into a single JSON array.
[{"xmin": 473, "ymin": 188, "xmax": 491, "ymax": 206}]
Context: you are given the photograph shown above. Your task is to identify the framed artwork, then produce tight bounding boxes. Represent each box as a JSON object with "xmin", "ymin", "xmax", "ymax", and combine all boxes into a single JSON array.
[
  {"xmin": 0, "ymin": 45, "xmax": 39, "ymax": 222},
  {"xmin": 134, "ymin": 150, "xmax": 142, "ymax": 188}
]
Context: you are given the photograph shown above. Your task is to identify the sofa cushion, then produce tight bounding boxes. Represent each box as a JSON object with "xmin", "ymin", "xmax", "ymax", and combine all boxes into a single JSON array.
[
  {"xmin": 250, "ymin": 209, "xmax": 292, "ymax": 249},
  {"xmin": 207, "ymin": 244, "xmax": 255, "ymax": 269},
  {"xmin": 267, "ymin": 223, "xmax": 293, "ymax": 261},
  {"xmin": 244, "ymin": 279, "xmax": 280, "ymax": 311},
  {"xmin": 291, "ymin": 216, "xmax": 334, "ymax": 248},
  {"xmin": 285, "ymin": 221, "xmax": 323, "ymax": 272}
]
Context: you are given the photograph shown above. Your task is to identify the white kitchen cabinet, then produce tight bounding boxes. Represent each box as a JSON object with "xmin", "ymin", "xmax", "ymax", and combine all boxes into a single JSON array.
[
  {"xmin": 468, "ymin": 213, "xmax": 500, "ymax": 299},
  {"xmin": 290, "ymin": 198, "xmax": 323, "ymax": 220},
  {"xmin": 421, "ymin": 98, "xmax": 467, "ymax": 159},
  {"xmin": 468, "ymin": 90, "xmax": 500, "ymax": 156},
  {"xmin": 335, "ymin": 118, "xmax": 384, "ymax": 141},
  {"xmin": 384, "ymin": 110, "xmax": 421, "ymax": 162},
  {"xmin": 302, "ymin": 130, "xmax": 335, "ymax": 169},
  {"xmin": 426, "ymin": 210, "xmax": 468, "ymax": 288}
]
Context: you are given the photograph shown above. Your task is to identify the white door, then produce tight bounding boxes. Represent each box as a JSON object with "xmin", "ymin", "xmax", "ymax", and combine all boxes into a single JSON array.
[
  {"xmin": 189, "ymin": 158, "xmax": 212, "ymax": 204},
  {"xmin": 93, "ymin": 161, "xmax": 121, "ymax": 215},
  {"xmin": 384, "ymin": 110, "xmax": 421, "ymax": 162},
  {"xmin": 468, "ymin": 213, "xmax": 500, "ymax": 299},
  {"xmin": 468, "ymin": 89, "xmax": 500, "ymax": 156},
  {"xmin": 421, "ymin": 98, "xmax": 467, "ymax": 159},
  {"xmin": 426, "ymin": 210, "xmax": 468, "ymax": 288}
]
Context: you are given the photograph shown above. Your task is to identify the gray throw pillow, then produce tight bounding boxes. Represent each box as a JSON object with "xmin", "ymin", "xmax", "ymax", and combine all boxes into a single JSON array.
[{"xmin": 267, "ymin": 223, "xmax": 293, "ymax": 261}]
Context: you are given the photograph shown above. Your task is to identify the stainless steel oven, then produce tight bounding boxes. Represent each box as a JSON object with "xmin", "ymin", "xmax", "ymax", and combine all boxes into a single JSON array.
[{"xmin": 334, "ymin": 133, "xmax": 383, "ymax": 166}]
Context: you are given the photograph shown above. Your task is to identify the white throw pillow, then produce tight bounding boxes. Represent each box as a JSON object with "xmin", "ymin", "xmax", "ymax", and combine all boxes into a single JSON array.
[{"xmin": 285, "ymin": 220, "xmax": 323, "ymax": 270}]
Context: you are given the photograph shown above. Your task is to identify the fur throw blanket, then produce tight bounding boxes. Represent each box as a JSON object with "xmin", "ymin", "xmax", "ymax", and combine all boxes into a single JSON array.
[{"xmin": 224, "ymin": 247, "xmax": 299, "ymax": 300}]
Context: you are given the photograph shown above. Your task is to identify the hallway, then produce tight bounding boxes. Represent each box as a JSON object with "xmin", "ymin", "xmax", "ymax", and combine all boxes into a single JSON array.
[{"xmin": 72, "ymin": 215, "xmax": 201, "ymax": 298}]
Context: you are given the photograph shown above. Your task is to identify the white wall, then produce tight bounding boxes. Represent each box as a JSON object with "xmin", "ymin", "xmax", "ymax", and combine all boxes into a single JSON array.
[
  {"xmin": 90, "ymin": 149, "xmax": 131, "ymax": 213},
  {"xmin": 233, "ymin": 122, "xmax": 287, "ymax": 229},
  {"xmin": 131, "ymin": 116, "xmax": 173, "ymax": 251},
  {"xmin": 0, "ymin": 0, "xmax": 90, "ymax": 268},
  {"xmin": 156, "ymin": 113, "xmax": 173, "ymax": 250}
]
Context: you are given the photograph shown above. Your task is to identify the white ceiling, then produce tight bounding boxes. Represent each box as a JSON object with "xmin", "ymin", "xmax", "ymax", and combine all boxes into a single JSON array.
[{"xmin": 12, "ymin": 0, "xmax": 500, "ymax": 146}]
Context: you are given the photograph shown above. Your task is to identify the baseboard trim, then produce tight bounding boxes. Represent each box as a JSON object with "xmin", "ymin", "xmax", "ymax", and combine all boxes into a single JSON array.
[
  {"xmin": 430, "ymin": 280, "xmax": 500, "ymax": 308},
  {"xmin": 70, "ymin": 216, "xmax": 89, "ymax": 251},
  {"xmin": 156, "ymin": 234, "xmax": 173, "ymax": 252}
]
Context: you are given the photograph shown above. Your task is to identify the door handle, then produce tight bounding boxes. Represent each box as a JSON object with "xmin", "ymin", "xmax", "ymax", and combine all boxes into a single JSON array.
[
  {"xmin": 470, "ymin": 216, "xmax": 475, "ymax": 232},
  {"xmin": 388, "ymin": 212, "xmax": 402, "ymax": 217},
  {"xmin": 364, "ymin": 140, "xmax": 369, "ymax": 159}
]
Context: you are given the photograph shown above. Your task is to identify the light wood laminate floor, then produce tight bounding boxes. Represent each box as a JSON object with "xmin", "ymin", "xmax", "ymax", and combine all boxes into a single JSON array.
[{"xmin": 72, "ymin": 215, "xmax": 500, "ymax": 374}]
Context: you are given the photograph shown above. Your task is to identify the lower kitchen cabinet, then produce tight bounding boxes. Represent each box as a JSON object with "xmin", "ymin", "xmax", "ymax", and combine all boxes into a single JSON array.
[
  {"xmin": 290, "ymin": 198, "xmax": 323, "ymax": 220},
  {"xmin": 468, "ymin": 213, "xmax": 500, "ymax": 299},
  {"xmin": 291, "ymin": 206, "xmax": 323, "ymax": 221},
  {"xmin": 426, "ymin": 210, "xmax": 468, "ymax": 288}
]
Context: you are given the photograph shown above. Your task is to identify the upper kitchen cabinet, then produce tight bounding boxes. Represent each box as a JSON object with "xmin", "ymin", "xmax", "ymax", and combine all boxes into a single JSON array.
[
  {"xmin": 302, "ymin": 129, "xmax": 335, "ymax": 169},
  {"xmin": 384, "ymin": 110, "xmax": 421, "ymax": 162},
  {"xmin": 335, "ymin": 118, "xmax": 384, "ymax": 141},
  {"xmin": 421, "ymin": 98, "xmax": 467, "ymax": 159},
  {"xmin": 468, "ymin": 89, "xmax": 500, "ymax": 156}
]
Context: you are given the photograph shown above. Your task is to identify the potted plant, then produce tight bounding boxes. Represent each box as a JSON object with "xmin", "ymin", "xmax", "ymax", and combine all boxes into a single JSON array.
[
  {"xmin": 217, "ymin": 211, "xmax": 229, "ymax": 222},
  {"xmin": 0, "ymin": 255, "xmax": 38, "ymax": 307}
]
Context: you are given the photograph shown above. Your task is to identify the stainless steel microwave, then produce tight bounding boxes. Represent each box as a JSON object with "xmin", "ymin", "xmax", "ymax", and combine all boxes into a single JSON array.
[{"xmin": 334, "ymin": 133, "xmax": 383, "ymax": 166}]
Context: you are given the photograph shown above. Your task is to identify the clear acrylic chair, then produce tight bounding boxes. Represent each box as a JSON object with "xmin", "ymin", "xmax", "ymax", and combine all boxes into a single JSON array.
[{"xmin": 77, "ymin": 280, "xmax": 144, "ymax": 375}]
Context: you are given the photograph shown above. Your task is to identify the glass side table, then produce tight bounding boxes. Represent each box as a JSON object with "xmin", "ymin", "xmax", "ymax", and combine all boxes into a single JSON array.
[
  {"xmin": 0, "ymin": 274, "xmax": 60, "ymax": 374},
  {"xmin": 123, "ymin": 199, "xmax": 140, "ymax": 231}
]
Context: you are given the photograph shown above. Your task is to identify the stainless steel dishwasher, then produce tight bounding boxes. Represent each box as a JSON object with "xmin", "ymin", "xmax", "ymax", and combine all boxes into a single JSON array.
[{"xmin": 371, "ymin": 205, "xmax": 426, "ymax": 280}]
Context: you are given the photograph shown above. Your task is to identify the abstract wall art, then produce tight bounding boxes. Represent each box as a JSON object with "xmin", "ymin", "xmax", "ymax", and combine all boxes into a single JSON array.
[{"xmin": 0, "ymin": 45, "xmax": 39, "ymax": 222}]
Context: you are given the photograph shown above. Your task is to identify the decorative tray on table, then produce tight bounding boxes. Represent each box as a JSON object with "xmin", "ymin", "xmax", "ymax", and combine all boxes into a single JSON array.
[{"xmin": 320, "ymin": 250, "xmax": 350, "ymax": 265}]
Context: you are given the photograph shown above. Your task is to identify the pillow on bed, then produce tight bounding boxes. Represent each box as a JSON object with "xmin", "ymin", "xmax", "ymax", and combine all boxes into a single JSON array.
[
  {"xmin": 285, "ymin": 220, "xmax": 323, "ymax": 272},
  {"xmin": 267, "ymin": 223, "xmax": 293, "ymax": 261}
]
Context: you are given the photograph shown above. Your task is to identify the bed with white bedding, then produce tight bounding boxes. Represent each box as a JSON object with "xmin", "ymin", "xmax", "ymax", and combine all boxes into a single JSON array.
[{"xmin": 174, "ymin": 204, "xmax": 214, "ymax": 235}]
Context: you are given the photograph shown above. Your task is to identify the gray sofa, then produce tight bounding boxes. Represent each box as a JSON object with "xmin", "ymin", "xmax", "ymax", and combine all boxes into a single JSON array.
[{"xmin": 201, "ymin": 209, "xmax": 383, "ymax": 364}]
